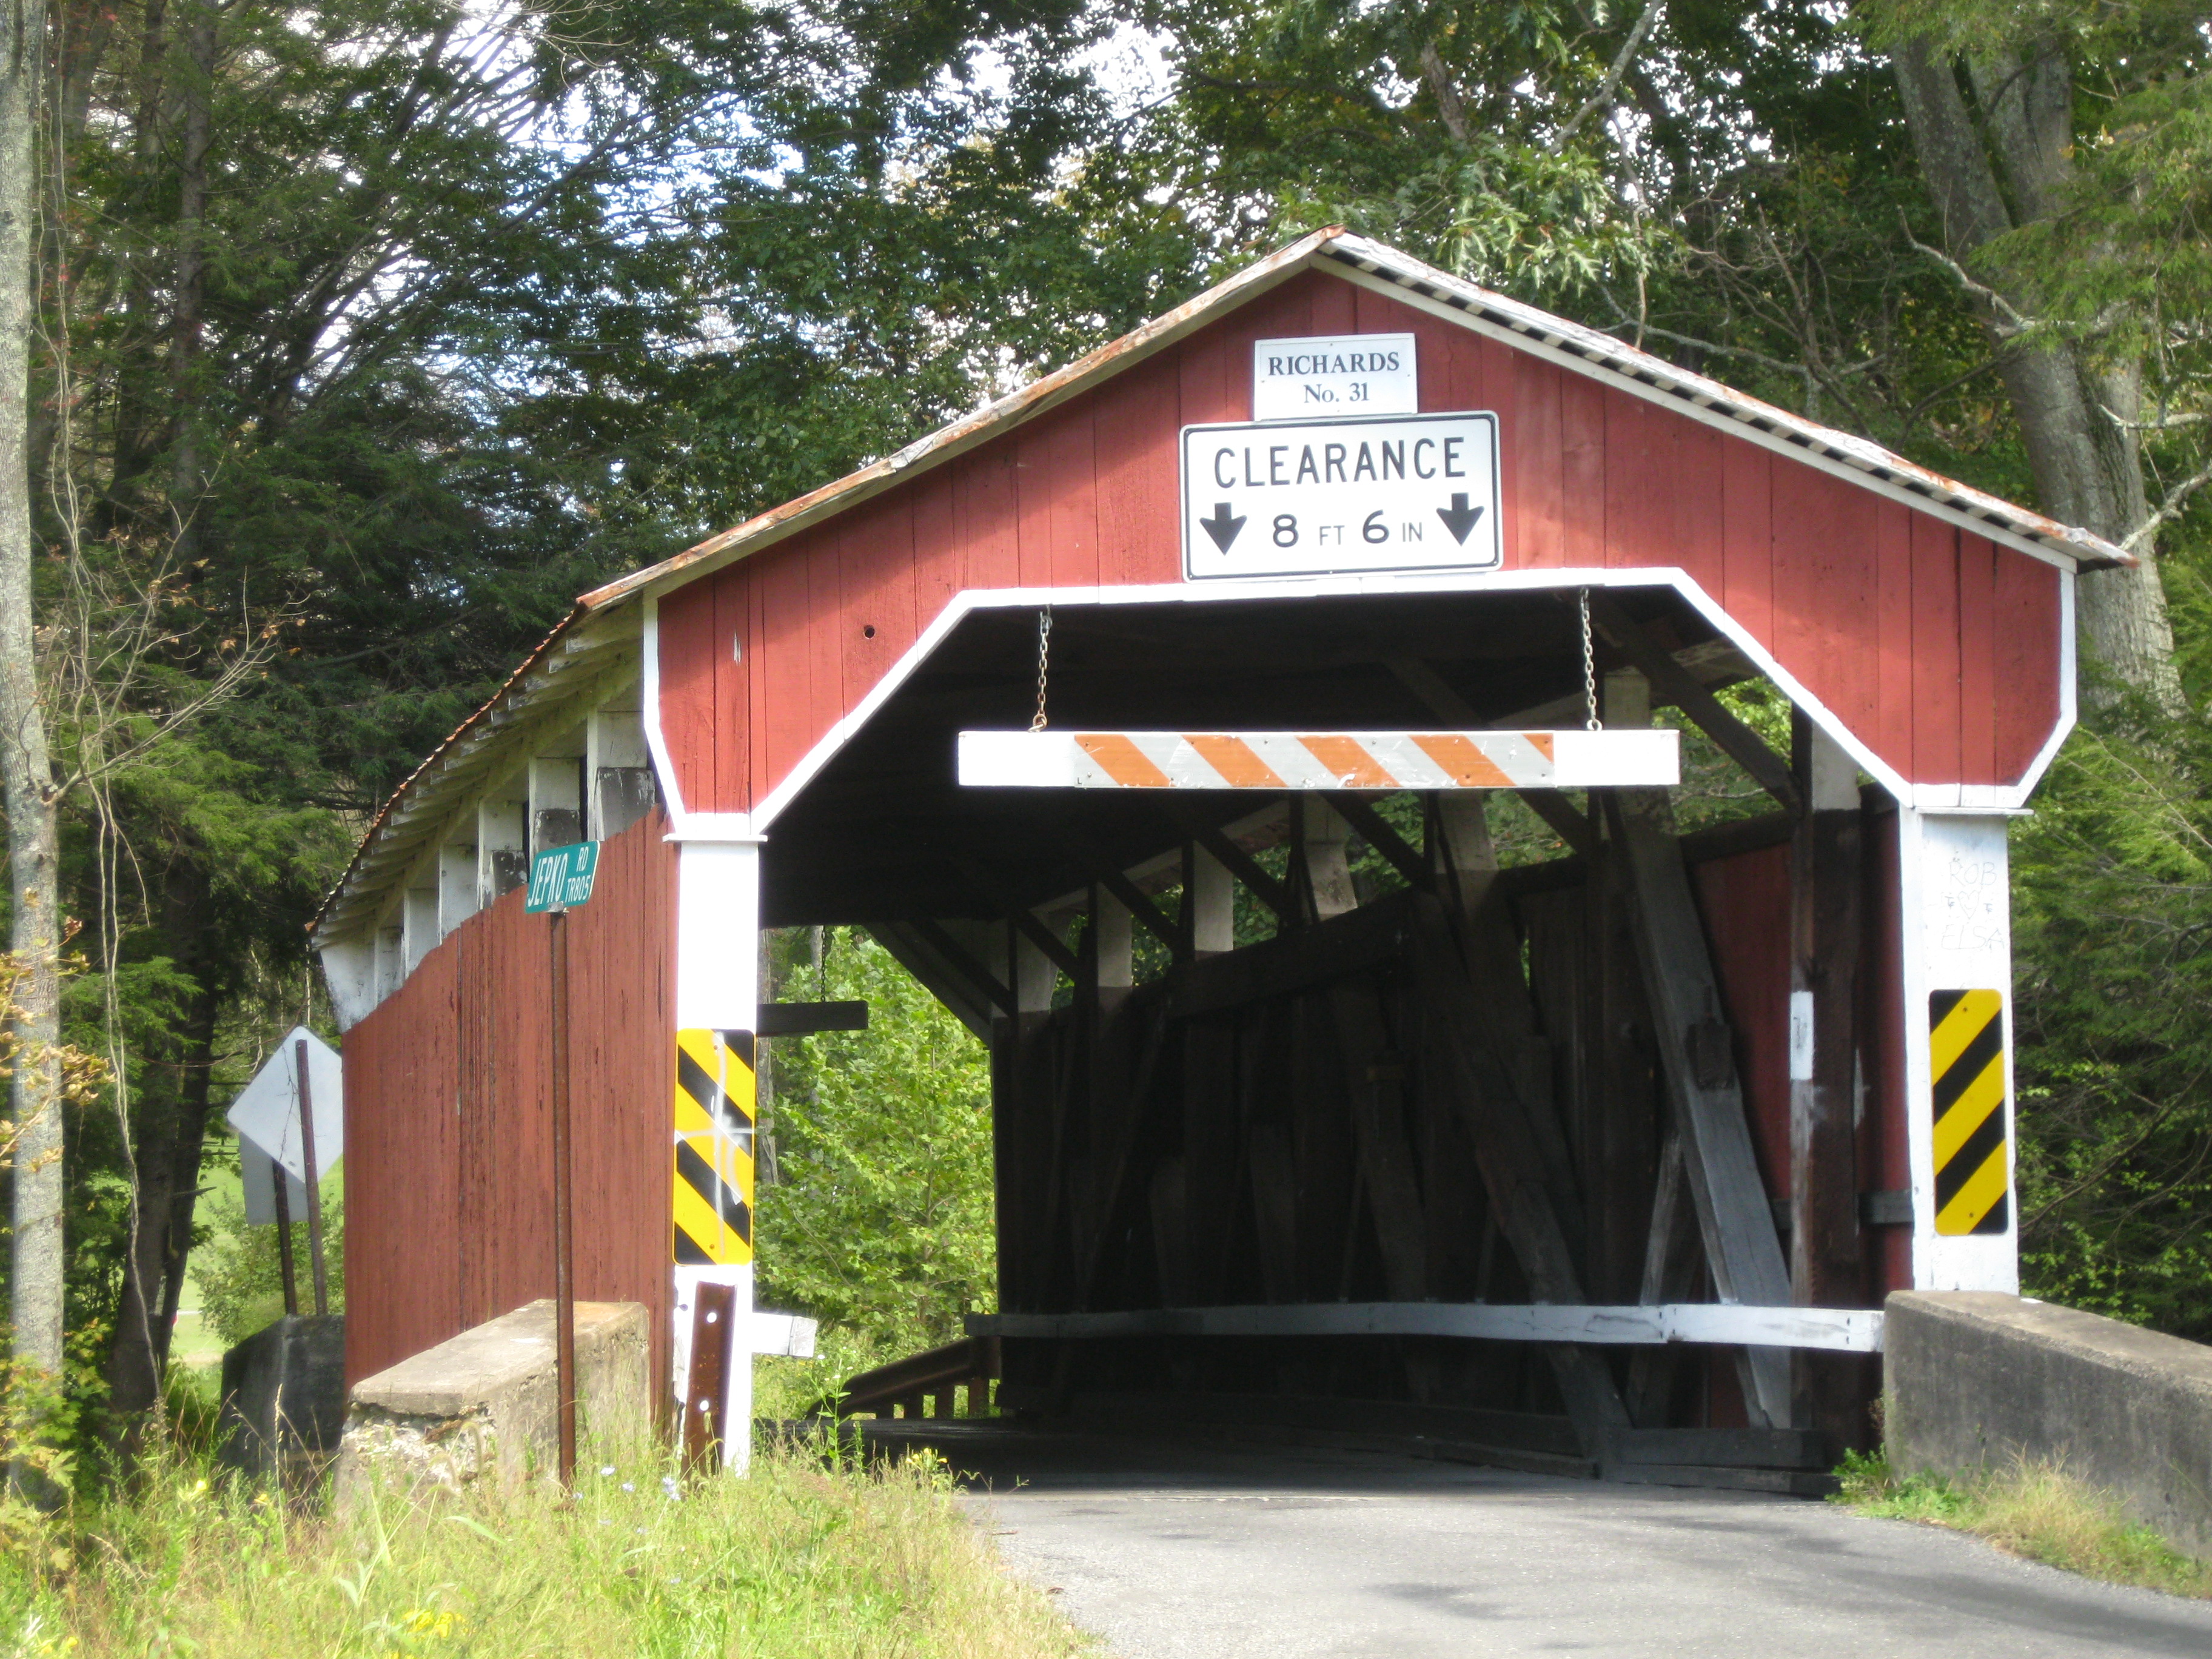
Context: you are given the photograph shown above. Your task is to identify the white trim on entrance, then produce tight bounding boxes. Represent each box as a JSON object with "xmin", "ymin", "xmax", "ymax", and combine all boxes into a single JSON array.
[{"xmin": 694, "ymin": 565, "xmax": 2065, "ymax": 844}]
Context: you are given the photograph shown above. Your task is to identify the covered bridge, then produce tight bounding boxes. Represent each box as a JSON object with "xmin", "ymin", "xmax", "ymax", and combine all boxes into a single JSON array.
[{"xmin": 313, "ymin": 228, "xmax": 2114, "ymax": 1481}]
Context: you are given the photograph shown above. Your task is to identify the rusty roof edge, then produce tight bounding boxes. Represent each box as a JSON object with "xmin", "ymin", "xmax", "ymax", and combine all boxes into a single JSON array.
[
  {"xmin": 308, "ymin": 598, "xmax": 614, "ymax": 942},
  {"xmin": 574, "ymin": 225, "xmax": 1349, "ymax": 612},
  {"xmin": 1317, "ymin": 234, "xmax": 2133, "ymax": 572}
]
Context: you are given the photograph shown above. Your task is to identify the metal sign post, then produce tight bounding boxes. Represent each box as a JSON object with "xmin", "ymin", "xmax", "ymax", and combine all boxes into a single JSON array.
[
  {"xmin": 528, "ymin": 839, "xmax": 599, "ymax": 1489},
  {"xmin": 295, "ymin": 1037, "xmax": 330, "ymax": 1316},
  {"xmin": 230, "ymin": 1026, "xmax": 341, "ymax": 1313},
  {"xmin": 270, "ymin": 1160, "xmax": 299, "ymax": 1316}
]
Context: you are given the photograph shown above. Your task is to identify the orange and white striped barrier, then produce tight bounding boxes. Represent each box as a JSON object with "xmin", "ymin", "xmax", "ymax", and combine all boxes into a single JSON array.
[{"xmin": 957, "ymin": 728, "xmax": 1678, "ymax": 790}]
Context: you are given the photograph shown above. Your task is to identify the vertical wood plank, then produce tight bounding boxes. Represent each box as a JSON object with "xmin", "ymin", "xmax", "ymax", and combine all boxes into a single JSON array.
[
  {"xmin": 1560, "ymin": 370, "xmax": 1606, "ymax": 565},
  {"xmin": 1309, "ymin": 269, "xmax": 1356, "ymax": 334},
  {"xmin": 710, "ymin": 566, "xmax": 751, "ymax": 814},
  {"xmin": 747, "ymin": 550, "xmax": 771, "ymax": 808},
  {"xmin": 1720, "ymin": 436, "xmax": 1774, "ymax": 648},
  {"xmin": 954, "ymin": 447, "xmax": 1022, "ymax": 594},
  {"xmin": 1176, "ymin": 320, "xmax": 1233, "ymax": 429},
  {"xmin": 1911, "ymin": 516, "xmax": 1963, "ymax": 783},
  {"xmin": 1014, "ymin": 407, "xmax": 1098, "ymax": 588},
  {"xmin": 1602, "ymin": 387, "xmax": 1657, "ymax": 568},
  {"xmin": 1689, "ymin": 846, "xmax": 1793, "ymax": 1201},
  {"xmin": 1861, "ymin": 796, "xmax": 1915, "ymax": 1298},
  {"xmin": 1469, "ymin": 332, "xmax": 1519, "ymax": 560},
  {"xmin": 344, "ymin": 934, "xmax": 460, "ymax": 1384},
  {"xmin": 752, "ymin": 544, "xmax": 813, "ymax": 796},
  {"xmin": 1814, "ymin": 477, "xmax": 1880, "ymax": 740},
  {"xmin": 838, "ymin": 493, "xmax": 919, "ymax": 718},
  {"xmin": 1768, "ymin": 460, "xmax": 1824, "ymax": 725},
  {"xmin": 803, "ymin": 521, "xmax": 845, "ymax": 771},
  {"xmin": 910, "ymin": 466, "xmax": 961, "ymax": 628},
  {"xmin": 1511, "ymin": 354, "xmax": 1566, "ymax": 568},
  {"xmin": 653, "ymin": 582, "xmax": 719, "ymax": 818},
  {"xmin": 1873, "ymin": 500, "xmax": 1916, "ymax": 780},
  {"xmin": 1992, "ymin": 550, "xmax": 2062, "ymax": 785},
  {"xmin": 1672, "ymin": 415, "xmax": 1726, "ymax": 599},
  {"xmin": 1091, "ymin": 350, "xmax": 1183, "ymax": 588}
]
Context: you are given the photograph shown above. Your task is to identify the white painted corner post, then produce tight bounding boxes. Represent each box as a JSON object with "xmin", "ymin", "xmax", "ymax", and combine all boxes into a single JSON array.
[
  {"xmin": 667, "ymin": 813, "xmax": 763, "ymax": 1470},
  {"xmin": 1894, "ymin": 808, "xmax": 2019, "ymax": 1293}
]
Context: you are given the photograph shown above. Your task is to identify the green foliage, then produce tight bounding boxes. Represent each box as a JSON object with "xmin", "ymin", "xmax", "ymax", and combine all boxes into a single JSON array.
[
  {"xmin": 1116, "ymin": 0, "xmax": 1667, "ymax": 299},
  {"xmin": 25, "ymin": 0, "xmax": 1182, "ymax": 1437},
  {"xmin": 0, "ymin": 1359, "xmax": 81, "ymax": 1570},
  {"xmin": 2009, "ymin": 717, "xmax": 2212, "ymax": 1340},
  {"xmin": 0, "ymin": 1438, "xmax": 1083, "ymax": 1656},
  {"xmin": 1834, "ymin": 1449, "xmax": 2212, "ymax": 1598},
  {"xmin": 755, "ymin": 930, "xmax": 997, "ymax": 1364},
  {"xmin": 192, "ymin": 1182, "xmax": 346, "ymax": 1349}
]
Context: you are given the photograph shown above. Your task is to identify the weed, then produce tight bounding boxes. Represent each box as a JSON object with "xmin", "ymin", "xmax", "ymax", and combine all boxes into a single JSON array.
[
  {"xmin": 1835, "ymin": 1450, "xmax": 2212, "ymax": 1599},
  {"xmin": 0, "ymin": 1432, "xmax": 1087, "ymax": 1657}
]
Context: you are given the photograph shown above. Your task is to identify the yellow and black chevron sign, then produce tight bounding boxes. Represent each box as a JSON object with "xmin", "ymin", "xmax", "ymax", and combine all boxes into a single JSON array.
[
  {"xmin": 1929, "ymin": 990, "xmax": 2009, "ymax": 1236},
  {"xmin": 672, "ymin": 1027, "xmax": 756, "ymax": 1267}
]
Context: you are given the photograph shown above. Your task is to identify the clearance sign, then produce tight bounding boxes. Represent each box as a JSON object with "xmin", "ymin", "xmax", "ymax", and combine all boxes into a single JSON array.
[{"xmin": 1181, "ymin": 411, "xmax": 1501, "ymax": 580}]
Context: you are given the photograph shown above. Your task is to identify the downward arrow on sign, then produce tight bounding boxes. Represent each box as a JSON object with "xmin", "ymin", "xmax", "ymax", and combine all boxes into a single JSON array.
[
  {"xmin": 1199, "ymin": 502, "xmax": 1245, "ymax": 552},
  {"xmin": 1436, "ymin": 493, "xmax": 1485, "ymax": 546}
]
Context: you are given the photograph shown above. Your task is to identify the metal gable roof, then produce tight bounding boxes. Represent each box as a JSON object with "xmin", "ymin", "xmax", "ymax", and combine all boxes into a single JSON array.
[{"xmin": 313, "ymin": 226, "xmax": 2120, "ymax": 945}]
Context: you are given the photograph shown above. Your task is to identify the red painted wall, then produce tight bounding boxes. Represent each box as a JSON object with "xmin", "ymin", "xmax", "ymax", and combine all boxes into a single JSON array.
[
  {"xmin": 1692, "ymin": 824, "xmax": 1911, "ymax": 1304},
  {"xmin": 655, "ymin": 267, "xmax": 2066, "ymax": 816},
  {"xmin": 1694, "ymin": 843, "xmax": 1794, "ymax": 1205},
  {"xmin": 343, "ymin": 810, "xmax": 677, "ymax": 1391}
]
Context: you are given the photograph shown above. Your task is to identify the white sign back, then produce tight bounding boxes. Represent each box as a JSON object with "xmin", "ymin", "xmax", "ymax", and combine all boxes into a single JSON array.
[
  {"xmin": 1252, "ymin": 333, "xmax": 1417, "ymax": 421},
  {"xmin": 226, "ymin": 1024, "xmax": 343, "ymax": 1195},
  {"xmin": 1181, "ymin": 412, "xmax": 1501, "ymax": 580}
]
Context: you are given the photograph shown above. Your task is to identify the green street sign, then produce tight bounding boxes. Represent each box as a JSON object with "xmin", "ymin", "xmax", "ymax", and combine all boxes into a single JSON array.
[{"xmin": 526, "ymin": 840, "xmax": 600, "ymax": 913}]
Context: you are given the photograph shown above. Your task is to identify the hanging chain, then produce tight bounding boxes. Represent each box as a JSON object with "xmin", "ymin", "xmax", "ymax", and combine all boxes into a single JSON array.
[
  {"xmin": 1579, "ymin": 589, "xmax": 1602, "ymax": 731},
  {"xmin": 1029, "ymin": 607, "xmax": 1053, "ymax": 731}
]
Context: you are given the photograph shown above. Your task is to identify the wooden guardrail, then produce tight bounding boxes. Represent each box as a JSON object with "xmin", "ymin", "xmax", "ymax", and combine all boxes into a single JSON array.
[{"xmin": 831, "ymin": 1335, "xmax": 1000, "ymax": 1420}]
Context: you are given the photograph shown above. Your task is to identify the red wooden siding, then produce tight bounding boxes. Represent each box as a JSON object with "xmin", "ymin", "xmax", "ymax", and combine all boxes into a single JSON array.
[
  {"xmin": 652, "ymin": 267, "xmax": 2067, "ymax": 816},
  {"xmin": 1692, "ymin": 845, "xmax": 1792, "ymax": 1204},
  {"xmin": 341, "ymin": 943, "xmax": 461, "ymax": 1380},
  {"xmin": 1864, "ymin": 800, "xmax": 1914, "ymax": 1296},
  {"xmin": 342, "ymin": 810, "xmax": 677, "ymax": 1390}
]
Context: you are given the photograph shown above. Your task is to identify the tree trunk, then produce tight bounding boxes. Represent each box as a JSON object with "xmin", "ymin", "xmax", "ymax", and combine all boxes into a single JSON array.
[
  {"xmin": 99, "ymin": 974, "xmax": 218, "ymax": 1438},
  {"xmin": 1, "ymin": 0, "xmax": 62, "ymax": 1401},
  {"xmin": 1890, "ymin": 36, "xmax": 2184, "ymax": 714},
  {"xmin": 167, "ymin": 0, "xmax": 211, "ymax": 562}
]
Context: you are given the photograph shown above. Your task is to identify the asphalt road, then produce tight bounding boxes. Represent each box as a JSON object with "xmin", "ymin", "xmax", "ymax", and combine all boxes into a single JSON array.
[{"xmin": 908, "ymin": 1426, "xmax": 2212, "ymax": 1658}]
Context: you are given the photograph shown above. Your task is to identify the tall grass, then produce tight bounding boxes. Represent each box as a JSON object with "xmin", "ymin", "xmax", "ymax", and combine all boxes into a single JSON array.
[
  {"xmin": 0, "ymin": 1430, "xmax": 1087, "ymax": 1658},
  {"xmin": 1835, "ymin": 1450, "xmax": 2212, "ymax": 1599}
]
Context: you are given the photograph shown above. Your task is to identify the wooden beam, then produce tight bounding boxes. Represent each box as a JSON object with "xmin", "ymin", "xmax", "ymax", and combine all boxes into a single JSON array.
[
  {"xmin": 1608, "ymin": 792, "xmax": 1795, "ymax": 1427},
  {"xmin": 908, "ymin": 917, "xmax": 1012, "ymax": 1014},
  {"xmin": 1322, "ymin": 793, "xmax": 1431, "ymax": 890},
  {"xmin": 1167, "ymin": 886, "xmax": 1416, "ymax": 1019},
  {"xmin": 755, "ymin": 1000, "xmax": 868, "ymax": 1036},
  {"xmin": 1404, "ymin": 895, "xmax": 1631, "ymax": 1450},
  {"xmin": 1166, "ymin": 807, "xmax": 1297, "ymax": 920},
  {"xmin": 1625, "ymin": 1133, "xmax": 1704, "ymax": 1427},
  {"xmin": 1584, "ymin": 592, "xmax": 1801, "ymax": 814},
  {"xmin": 1330, "ymin": 985, "xmax": 1428, "ymax": 1299},
  {"xmin": 872, "ymin": 923, "xmax": 996, "ymax": 1039},
  {"xmin": 1075, "ymin": 1007, "xmax": 1171, "ymax": 1307},
  {"xmin": 1382, "ymin": 655, "xmax": 1596, "ymax": 854},
  {"xmin": 1790, "ymin": 714, "xmax": 1869, "ymax": 1448},
  {"xmin": 1247, "ymin": 1123, "xmax": 1299, "ymax": 1303},
  {"xmin": 1063, "ymin": 831, "xmax": 1184, "ymax": 957},
  {"xmin": 1011, "ymin": 910, "xmax": 1080, "ymax": 980}
]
